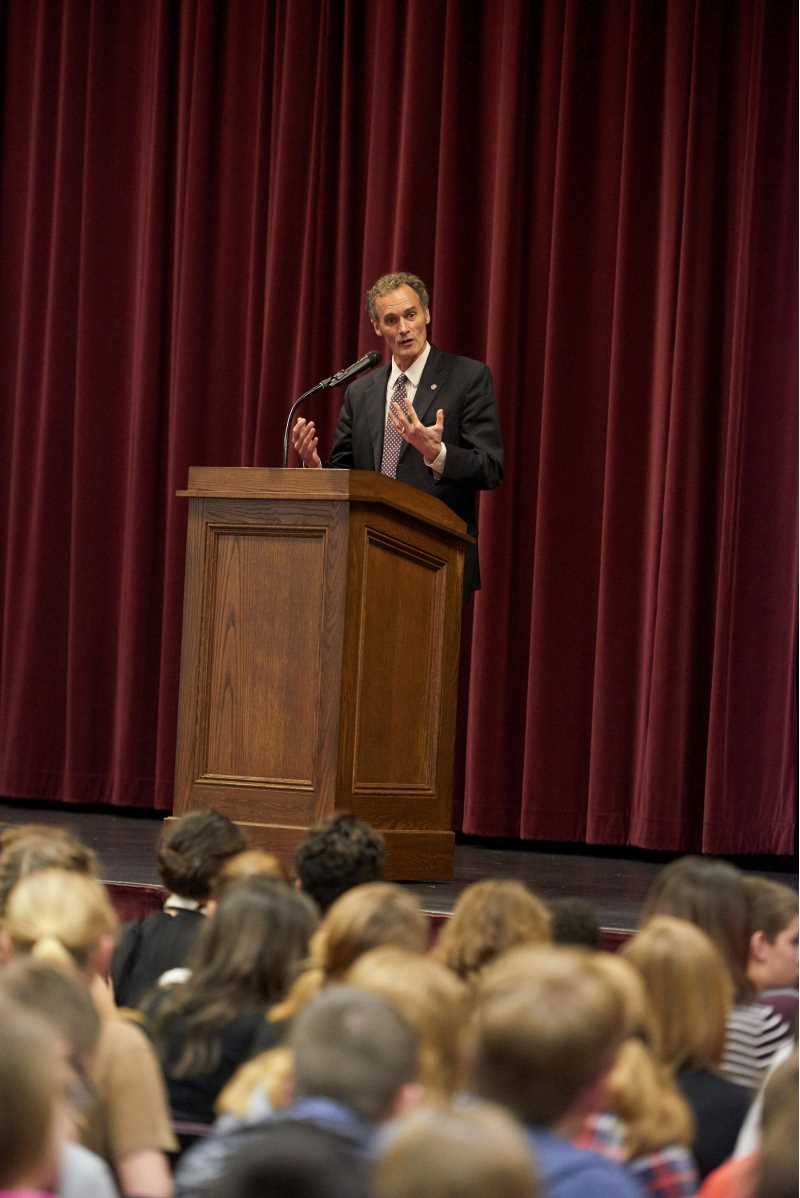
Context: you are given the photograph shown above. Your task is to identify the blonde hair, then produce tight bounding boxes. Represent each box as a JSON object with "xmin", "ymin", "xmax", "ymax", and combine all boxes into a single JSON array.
[
  {"xmin": 216, "ymin": 1047, "xmax": 295, "ymax": 1118},
  {"xmin": 214, "ymin": 849, "xmax": 287, "ymax": 898},
  {"xmin": 472, "ymin": 945, "xmax": 624, "ymax": 1127},
  {"xmin": 374, "ymin": 1100, "xmax": 539, "ymax": 1198},
  {"xmin": 433, "ymin": 880, "xmax": 551, "ymax": 984},
  {"xmin": 346, "ymin": 946, "xmax": 472, "ymax": 1097},
  {"xmin": 0, "ymin": 998, "xmax": 61, "ymax": 1188},
  {"xmin": 4, "ymin": 867, "xmax": 118, "ymax": 972},
  {"xmin": 622, "ymin": 916, "xmax": 732, "ymax": 1070},
  {"xmin": 590, "ymin": 952, "xmax": 694, "ymax": 1157},
  {"xmin": 270, "ymin": 882, "xmax": 429, "ymax": 1021}
]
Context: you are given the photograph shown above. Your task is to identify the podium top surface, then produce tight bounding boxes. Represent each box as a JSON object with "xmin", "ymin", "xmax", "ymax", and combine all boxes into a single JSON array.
[{"xmin": 178, "ymin": 467, "xmax": 472, "ymax": 543}]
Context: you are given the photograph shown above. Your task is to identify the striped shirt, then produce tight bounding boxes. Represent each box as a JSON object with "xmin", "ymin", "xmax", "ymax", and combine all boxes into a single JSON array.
[{"xmin": 720, "ymin": 1001, "xmax": 793, "ymax": 1090}]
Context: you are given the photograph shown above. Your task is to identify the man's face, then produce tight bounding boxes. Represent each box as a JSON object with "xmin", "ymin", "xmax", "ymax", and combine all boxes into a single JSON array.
[
  {"xmin": 372, "ymin": 285, "xmax": 430, "ymax": 370},
  {"xmin": 762, "ymin": 916, "xmax": 800, "ymax": 989}
]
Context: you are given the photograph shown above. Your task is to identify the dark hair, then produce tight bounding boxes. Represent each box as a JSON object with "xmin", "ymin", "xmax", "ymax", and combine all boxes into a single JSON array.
[
  {"xmin": 548, "ymin": 896, "xmax": 601, "ymax": 950},
  {"xmin": 294, "ymin": 814, "xmax": 385, "ymax": 913},
  {"xmin": 290, "ymin": 986, "xmax": 418, "ymax": 1122},
  {"xmin": 157, "ymin": 809, "xmax": 248, "ymax": 900},
  {"xmin": 148, "ymin": 876, "xmax": 316, "ymax": 1075},
  {"xmin": 211, "ymin": 1122, "xmax": 368, "ymax": 1198},
  {"xmin": 640, "ymin": 856, "xmax": 753, "ymax": 1002},
  {"xmin": 0, "ymin": 825, "xmax": 96, "ymax": 915}
]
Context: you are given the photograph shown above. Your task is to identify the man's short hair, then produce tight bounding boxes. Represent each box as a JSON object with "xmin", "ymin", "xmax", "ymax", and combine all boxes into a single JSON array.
[
  {"xmin": 289, "ymin": 985, "xmax": 418, "ymax": 1123},
  {"xmin": 366, "ymin": 274, "xmax": 430, "ymax": 322},
  {"xmin": 548, "ymin": 896, "xmax": 601, "ymax": 950},
  {"xmin": 471, "ymin": 945, "xmax": 625, "ymax": 1129},
  {"xmin": 294, "ymin": 814, "xmax": 384, "ymax": 913},
  {"xmin": 743, "ymin": 876, "xmax": 798, "ymax": 942},
  {"xmin": 157, "ymin": 808, "xmax": 248, "ymax": 900}
]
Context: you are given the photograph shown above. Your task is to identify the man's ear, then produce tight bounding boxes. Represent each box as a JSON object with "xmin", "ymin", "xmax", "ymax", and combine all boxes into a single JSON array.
[{"xmin": 750, "ymin": 930, "xmax": 770, "ymax": 963}]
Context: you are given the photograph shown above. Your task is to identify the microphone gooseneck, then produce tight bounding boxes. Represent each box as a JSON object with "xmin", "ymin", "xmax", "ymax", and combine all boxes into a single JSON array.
[{"xmin": 282, "ymin": 350, "xmax": 382, "ymax": 467}]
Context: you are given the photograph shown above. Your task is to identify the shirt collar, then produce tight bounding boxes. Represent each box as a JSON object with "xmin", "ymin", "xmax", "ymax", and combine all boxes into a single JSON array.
[{"xmin": 389, "ymin": 340, "xmax": 431, "ymax": 389}]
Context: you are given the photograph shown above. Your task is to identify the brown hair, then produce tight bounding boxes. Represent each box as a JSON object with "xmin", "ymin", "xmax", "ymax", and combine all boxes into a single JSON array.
[
  {"xmin": 271, "ymin": 882, "xmax": 429, "ymax": 1022},
  {"xmin": 640, "ymin": 856, "xmax": 753, "ymax": 1001},
  {"xmin": 471, "ymin": 945, "xmax": 624, "ymax": 1128},
  {"xmin": 157, "ymin": 809, "xmax": 248, "ymax": 900},
  {"xmin": 346, "ymin": 946, "xmax": 472, "ymax": 1097},
  {"xmin": 0, "ymin": 825, "xmax": 97, "ymax": 915},
  {"xmin": 433, "ymin": 880, "xmax": 551, "ymax": 984},
  {"xmin": 0, "ymin": 998, "xmax": 61, "ymax": 1188},
  {"xmin": 589, "ymin": 952, "xmax": 694, "ymax": 1157},
  {"xmin": 622, "ymin": 915, "xmax": 732, "ymax": 1070},
  {"xmin": 374, "ymin": 1101, "xmax": 539, "ymax": 1198},
  {"xmin": 0, "ymin": 957, "xmax": 101, "ymax": 1060},
  {"xmin": 366, "ymin": 273, "xmax": 430, "ymax": 322},
  {"xmin": 744, "ymin": 876, "xmax": 798, "ymax": 942}
]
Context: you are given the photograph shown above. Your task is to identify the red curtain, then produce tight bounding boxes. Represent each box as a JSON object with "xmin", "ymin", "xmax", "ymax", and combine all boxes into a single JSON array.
[{"xmin": 0, "ymin": 0, "xmax": 795, "ymax": 853}]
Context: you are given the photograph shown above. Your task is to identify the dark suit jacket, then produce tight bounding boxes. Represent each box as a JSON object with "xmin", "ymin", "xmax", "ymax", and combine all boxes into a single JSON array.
[{"xmin": 327, "ymin": 345, "xmax": 503, "ymax": 593}]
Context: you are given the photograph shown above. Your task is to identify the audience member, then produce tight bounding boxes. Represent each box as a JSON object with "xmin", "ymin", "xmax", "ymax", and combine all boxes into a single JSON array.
[
  {"xmin": 432, "ymin": 879, "xmax": 551, "ymax": 985},
  {"xmin": 0, "ymin": 959, "xmax": 118, "ymax": 1198},
  {"xmin": 373, "ymin": 1101, "xmax": 540, "ymax": 1198},
  {"xmin": 622, "ymin": 915, "xmax": 753, "ymax": 1178},
  {"xmin": 470, "ymin": 944, "xmax": 644, "ymax": 1198},
  {"xmin": 270, "ymin": 882, "xmax": 429, "ymax": 1023},
  {"xmin": 208, "ymin": 1121, "xmax": 367, "ymax": 1198},
  {"xmin": 639, "ymin": 857, "xmax": 792, "ymax": 1090},
  {"xmin": 346, "ymin": 945, "xmax": 472, "ymax": 1098},
  {"xmin": 548, "ymin": 896, "xmax": 602, "ymax": 950},
  {"xmin": 212, "ymin": 848, "xmax": 286, "ymax": 900},
  {"xmin": 294, "ymin": 813, "xmax": 385, "ymax": 913},
  {"xmin": 575, "ymin": 951, "xmax": 698, "ymax": 1196},
  {"xmin": 0, "ymin": 998, "xmax": 70, "ymax": 1198},
  {"xmin": 142, "ymin": 875, "xmax": 316, "ymax": 1124},
  {"xmin": 0, "ymin": 822, "xmax": 97, "ymax": 913},
  {"xmin": 2, "ymin": 866, "xmax": 175, "ymax": 1197},
  {"xmin": 743, "ymin": 876, "xmax": 798, "ymax": 1034},
  {"xmin": 175, "ymin": 985, "xmax": 420, "ymax": 1198},
  {"xmin": 112, "ymin": 809, "xmax": 248, "ymax": 1008}
]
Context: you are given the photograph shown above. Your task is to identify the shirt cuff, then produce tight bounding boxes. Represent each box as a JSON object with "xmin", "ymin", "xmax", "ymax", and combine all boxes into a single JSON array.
[{"xmin": 425, "ymin": 443, "xmax": 446, "ymax": 475}]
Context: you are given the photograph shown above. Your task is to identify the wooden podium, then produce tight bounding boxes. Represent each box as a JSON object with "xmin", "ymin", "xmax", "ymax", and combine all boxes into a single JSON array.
[{"xmin": 171, "ymin": 467, "xmax": 471, "ymax": 880}]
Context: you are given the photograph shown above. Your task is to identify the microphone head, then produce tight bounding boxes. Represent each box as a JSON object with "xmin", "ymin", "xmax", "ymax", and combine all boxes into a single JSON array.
[{"xmin": 365, "ymin": 350, "xmax": 381, "ymax": 368}]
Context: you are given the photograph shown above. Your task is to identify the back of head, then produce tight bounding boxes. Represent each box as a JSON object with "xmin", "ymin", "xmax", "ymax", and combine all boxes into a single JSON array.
[
  {"xmin": 0, "ymin": 997, "xmax": 61, "ymax": 1189},
  {"xmin": 214, "ymin": 848, "xmax": 287, "ymax": 900},
  {"xmin": 294, "ymin": 814, "xmax": 385, "ymax": 913},
  {"xmin": 157, "ymin": 809, "xmax": 248, "ymax": 900},
  {"xmin": 0, "ymin": 957, "xmax": 100, "ymax": 1060},
  {"xmin": 434, "ymin": 879, "xmax": 551, "ymax": 983},
  {"xmin": 373, "ymin": 1101, "xmax": 539, "ymax": 1198},
  {"xmin": 212, "ymin": 1121, "xmax": 368, "ymax": 1198},
  {"xmin": 4, "ymin": 867, "xmax": 118, "ymax": 973},
  {"xmin": 548, "ymin": 896, "xmax": 601, "ymax": 950},
  {"xmin": 640, "ymin": 855, "xmax": 752, "ymax": 1000},
  {"xmin": 0, "ymin": 825, "xmax": 97, "ymax": 915},
  {"xmin": 289, "ymin": 985, "xmax": 418, "ymax": 1123},
  {"xmin": 346, "ymin": 946, "xmax": 472, "ymax": 1096},
  {"xmin": 622, "ymin": 915, "xmax": 732, "ymax": 1070},
  {"xmin": 471, "ymin": 945, "xmax": 624, "ymax": 1128}
]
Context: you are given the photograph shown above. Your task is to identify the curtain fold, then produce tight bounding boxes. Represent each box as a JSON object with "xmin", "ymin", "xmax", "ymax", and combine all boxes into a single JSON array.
[{"xmin": 0, "ymin": 0, "xmax": 795, "ymax": 852}]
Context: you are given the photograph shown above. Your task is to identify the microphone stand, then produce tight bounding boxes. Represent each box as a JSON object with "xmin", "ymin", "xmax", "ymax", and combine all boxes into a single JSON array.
[{"xmin": 281, "ymin": 378, "xmax": 331, "ymax": 468}]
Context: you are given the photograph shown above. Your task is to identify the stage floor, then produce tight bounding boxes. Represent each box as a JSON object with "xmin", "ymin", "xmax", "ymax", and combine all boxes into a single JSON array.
[{"xmin": 1, "ymin": 800, "xmax": 795, "ymax": 938}]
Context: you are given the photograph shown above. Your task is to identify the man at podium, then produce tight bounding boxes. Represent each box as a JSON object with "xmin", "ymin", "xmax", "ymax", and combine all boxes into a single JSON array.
[{"xmin": 291, "ymin": 271, "xmax": 503, "ymax": 595}]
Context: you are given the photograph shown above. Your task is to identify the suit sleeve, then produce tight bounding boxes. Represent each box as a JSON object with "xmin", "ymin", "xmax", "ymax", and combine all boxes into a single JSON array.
[
  {"xmin": 326, "ymin": 386, "xmax": 356, "ymax": 468},
  {"xmin": 440, "ymin": 362, "xmax": 503, "ymax": 490}
]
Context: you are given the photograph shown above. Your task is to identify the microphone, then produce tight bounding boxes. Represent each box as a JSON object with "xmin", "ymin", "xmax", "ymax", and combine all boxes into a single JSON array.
[
  {"xmin": 282, "ymin": 350, "xmax": 382, "ymax": 466},
  {"xmin": 324, "ymin": 350, "xmax": 381, "ymax": 388}
]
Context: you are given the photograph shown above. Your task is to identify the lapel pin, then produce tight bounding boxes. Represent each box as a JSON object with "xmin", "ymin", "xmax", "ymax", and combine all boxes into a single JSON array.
[{"xmin": 430, "ymin": 383, "xmax": 437, "ymax": 390}]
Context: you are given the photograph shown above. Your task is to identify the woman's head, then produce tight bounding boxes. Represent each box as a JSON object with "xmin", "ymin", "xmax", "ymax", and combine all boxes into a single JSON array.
[
  {"xmin": 433, "ymin": 880, "xmax": 551, "ymax": 983},
  {"xmin": 2, "ymin": 867, "xmax": 118, "ymax": 976},
  {"xmin": 622, "ymin": 915, "xmax": 732, "ymax": 1070},
  {"xmin": 640, "ymin": 856, "xmax": 752, "ymax": 1001},
  {"xmin": 744, "ymin": 876, "xmax": 799, "ymax": 992}
]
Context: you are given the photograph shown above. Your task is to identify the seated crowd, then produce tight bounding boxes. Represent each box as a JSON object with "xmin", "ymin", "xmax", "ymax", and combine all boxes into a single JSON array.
[{"xmin": 0, "ymin": 811, "xmax": 795, "ymax": 1198}]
